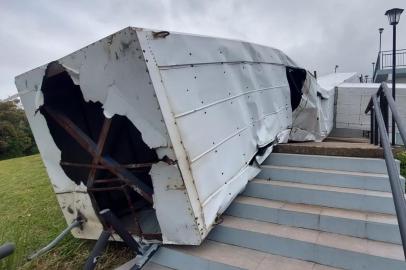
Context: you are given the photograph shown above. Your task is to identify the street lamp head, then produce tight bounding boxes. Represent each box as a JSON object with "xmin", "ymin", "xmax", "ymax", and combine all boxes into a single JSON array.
[
  {"xmin": 379, "ymin": 28, "xmax": 384, "ymax": 33},
  {"xmin": 385, "ymin": 8, "xmax": 404, "ymax": 25}
]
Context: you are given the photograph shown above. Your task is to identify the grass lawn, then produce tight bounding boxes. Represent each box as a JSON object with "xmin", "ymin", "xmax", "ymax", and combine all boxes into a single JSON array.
[{"xmin": 0, "ymin": 154, "xmax": 132, "ymax": 270}]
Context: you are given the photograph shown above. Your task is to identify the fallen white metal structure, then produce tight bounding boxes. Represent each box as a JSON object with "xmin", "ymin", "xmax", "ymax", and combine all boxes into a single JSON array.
[{"xmin": 15, "ymin": 27, "xmax": 336, "ymax": 246}]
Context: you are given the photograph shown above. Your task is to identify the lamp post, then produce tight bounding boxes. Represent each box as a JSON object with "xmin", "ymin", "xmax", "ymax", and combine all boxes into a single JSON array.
[
  {"xmin": 379, "ymin": 28, "xmax": 384, "ymax": 52},
  {"xmin": 378, "ymin": 28, "xmax": 384, "ymax": 71},
  {"xmin": 334, "ymin": 65, "xmax": 339, "ymax": 73},
  {"xmin": 385, "ymin": 8, "xmax": 403, "ymax": 145}
]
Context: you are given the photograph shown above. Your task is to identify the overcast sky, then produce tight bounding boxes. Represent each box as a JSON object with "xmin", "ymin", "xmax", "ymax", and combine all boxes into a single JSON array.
[{"xmin": 1, "ymin": 0, "xmax": 405, "ymax": 99}]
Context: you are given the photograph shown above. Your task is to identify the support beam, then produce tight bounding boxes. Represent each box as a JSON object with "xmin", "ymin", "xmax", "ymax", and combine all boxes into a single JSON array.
[
  {"xmin": 87, "ymin": 117, "xmax": 112, "ymax": 188},
  {"xmin": 43, "ymin": 106, "xmax": 153, "ymax": 203}
]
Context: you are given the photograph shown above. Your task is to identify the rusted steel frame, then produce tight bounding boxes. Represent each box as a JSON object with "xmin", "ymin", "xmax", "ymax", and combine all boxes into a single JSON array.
[
  {"xmin": 122, "ymin": 187, "xmax": 142, "ymax": 235},
  {"xmin": 87, "ymin": 186, "xmax": 126, "ymax": 192},
  {"xmin": 102, "ymin": 156, "xmax": 153, "ymax": 203},
  {"xmin": 43, "ymin": 106, "xmax": 153, "ymax": 203},
  {"xmin": 99, "ymin": 209, "xmax": 142, "ymax": 253},
  {"xmin": 87, "ymin": 117, "xmax": 112, "ymax": 188},
  {"xmin": 60, "ymin": 161, "xmax": 155, "ymax": 169},
  {"xmin": 93, "ymin": 178, "xmax": 123, "ymax": 184},
  {"xmin": 143, "ymin": 233, "xmax": 163, "ymax": 241},
  {"xmin": 122, "ymin": 163, "xmax": 155, "ymax": 169},
  {"xmin": 90, "ymin": 181, "xmax": 142, "ymax": 235}
]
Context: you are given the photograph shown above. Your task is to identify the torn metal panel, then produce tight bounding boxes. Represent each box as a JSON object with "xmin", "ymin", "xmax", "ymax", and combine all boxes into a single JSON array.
[
  {"xmin": 15, "ymin": 27, "xmax": 333, "ymax": 245},
  {"xmin": 150, "ymin": 162, "xmax": 201, "ymax": 244},
  {"xmin": 289, "ymin": 72, "xmax": 358, "ymax": 142}
]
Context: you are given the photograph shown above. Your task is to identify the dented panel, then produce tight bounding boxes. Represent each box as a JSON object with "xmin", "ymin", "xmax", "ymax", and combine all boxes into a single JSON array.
[{"xmin": 15, "ymin": 27, "xmax": 334, "ymax": 245}]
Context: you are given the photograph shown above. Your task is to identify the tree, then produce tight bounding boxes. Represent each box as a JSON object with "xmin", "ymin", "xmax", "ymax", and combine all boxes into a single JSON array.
[{"xmin": 0, "ymin": 101, "xmax": 38, "ymax": 159}]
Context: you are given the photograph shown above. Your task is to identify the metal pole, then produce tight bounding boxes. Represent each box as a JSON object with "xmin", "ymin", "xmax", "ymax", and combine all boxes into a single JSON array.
[
  {"xmin": 28, "ymin": 219, "xmax": 83, "ymax": 260},
  {"xmin": 380, "ymin": 29, "xmax": 383, "ymax": 69},
  {"xmin": 84, "ymin": 230, "xmax": 111, "ymax": 270},
  {"xmin": 99, "ymin": 209, "xmax": 142, "ymax": 253},
  {"xmin": 370, "ymin": 109, "xmax": 374, "ymax": 144},
  {"xmin": 374, "ymin": 110, "xmax": 379, "ymax": 145},
  {"xmin": 373, "ymin": 95, "xmax": 406, "ymax": 259},
  {"xmin": 392, "ymin": 24, "xmax": 397, "ymax": 145},
  {"xmin": 382, "ymin": 84, "xmax": 406, "ymax": 144},
  {"xmin": 380, "ymin": 90, "xmax": 389, "ymax": 138}
]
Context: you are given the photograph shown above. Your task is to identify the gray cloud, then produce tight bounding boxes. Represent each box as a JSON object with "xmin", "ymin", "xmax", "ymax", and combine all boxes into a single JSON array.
[{"xmin": 1, "ymin": 0, "xmax": 405, "ymax": 98}]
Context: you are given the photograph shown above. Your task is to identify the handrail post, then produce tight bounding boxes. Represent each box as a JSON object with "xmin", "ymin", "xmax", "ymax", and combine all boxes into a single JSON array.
[
  {"xmin": 380, "ymin": 90, "xmax": 389, "ymax": 139},
  {"xmin": 382, "ymin": 84, "xmax": 406, "ymax": 145},
  {"xmin": 370, "ymin": 109, "xmax": 374, "ymax": 144},
  {"xmin": 374, "ymin": 110, "xmax": 379, "ymax": 145}
]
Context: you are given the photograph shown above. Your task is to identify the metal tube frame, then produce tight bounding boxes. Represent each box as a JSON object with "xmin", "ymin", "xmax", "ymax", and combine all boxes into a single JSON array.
[
  {"xmin": 84, "ymin": 209, "xmax": 146, "ymax": 270},
  {"xmin": 382, "ymin": 84, "xmax": 406, "ymax": 144},
  {"xmin": 84, "ymin": 230, "xmax": 112, "ymax": 270}
]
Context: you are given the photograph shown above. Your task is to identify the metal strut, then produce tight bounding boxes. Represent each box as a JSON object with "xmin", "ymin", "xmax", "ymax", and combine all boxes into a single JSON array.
[
  {"xmin": 84, "ymin": 209, "xmax": 159, "ymax": 270},
  {"xmin": 28, "ymin": 217, "xmax": 85, "ymax": 260}
]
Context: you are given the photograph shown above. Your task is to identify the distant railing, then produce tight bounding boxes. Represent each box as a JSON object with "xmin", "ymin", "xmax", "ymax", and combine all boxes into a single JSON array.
[
  {"xmin": 365, "ymin": 82, "xmax": 406, "ymax": 259},
  {"xmin": 380, "ymin": 49, "xmax": 406, "ymax": 69}
]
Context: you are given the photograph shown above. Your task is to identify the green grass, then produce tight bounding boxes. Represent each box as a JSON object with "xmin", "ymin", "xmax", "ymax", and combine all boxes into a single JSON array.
[{"xmin": 0, "ymin": 155, "xmax": 132, "ymax": 270}]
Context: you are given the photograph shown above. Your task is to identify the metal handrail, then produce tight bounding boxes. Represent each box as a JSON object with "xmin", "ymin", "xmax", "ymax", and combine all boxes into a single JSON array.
[
  {"xmin": 365, "ymin": 82, "xmax": 406, "ymax": 260},
  {"xmin": 380, "ymin": 49, "xmax": 406, "ymax": 69},
  {"xmin": 0, "ymin": 243, "xmax": 15, "ymax": 260}
]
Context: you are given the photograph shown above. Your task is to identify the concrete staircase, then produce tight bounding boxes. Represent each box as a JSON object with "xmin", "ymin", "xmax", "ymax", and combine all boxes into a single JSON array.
[{"xmin": 144, "ymin": 153, "xmax": 406, "ymax": 270}]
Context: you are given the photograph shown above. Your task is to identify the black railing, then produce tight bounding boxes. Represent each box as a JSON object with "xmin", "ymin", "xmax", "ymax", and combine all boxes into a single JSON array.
[
  {"xmin": 0, "ymin": 243, "xmax": 15, "ymax": 260},
  {"xmin": 365, "ymin": 82, "xmax": 406, "ymax": 259},
  {"xmin": 380, "ymin": 49, "xmax": 406, "ymax": 69}
]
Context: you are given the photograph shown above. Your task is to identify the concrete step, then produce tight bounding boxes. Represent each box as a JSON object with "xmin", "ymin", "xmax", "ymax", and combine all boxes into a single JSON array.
[
  {"xmin": 209, "ymin": 216, "xmax": 406, "ymax": 270},
  {"xmin": 258, "ymin": 165, "xmax": 404, "ymax": 192},
  {"xmin": 226, "ymin": 196, "xmax": 401, "ymax": 244},
  {"xmin": 139, "ymin": 262, "xmax": 173, "ymax": 270},
  {"xmin": 263, "ymin": 153, "xmax": 400, "ymax": 174},
  {"xmin": 324, "ymin": 137, "xmax": 370, "ymax": 144},
  {"xmin": 150, "ymin": 240, "xmax": 341, "ymax": 270},
  {"xmin": 273, "ymin": 141, "xmax": 385, "ymax": 158},
  {"xmin": 244, "ymin": 179, "xmax": 397, "ymax": 214}
]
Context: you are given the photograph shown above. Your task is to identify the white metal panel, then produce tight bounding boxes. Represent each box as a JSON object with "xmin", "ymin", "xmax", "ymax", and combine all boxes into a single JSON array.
[
  {"xmin": 140, "ymin": 30, "xmax": 292, "ymax": 230},
  {"xmin": 150, "ymin": 162, "xmax": 201, "ymax": 244},
  {"xmin": 142, "ymin": 31, "xmax": 296, "ymax": 67}
]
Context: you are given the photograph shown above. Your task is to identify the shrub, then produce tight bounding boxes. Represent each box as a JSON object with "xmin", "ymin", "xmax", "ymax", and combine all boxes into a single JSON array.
[{"xmin": 0, "ymin": 101, "xmax": 38, "ymax": 160}]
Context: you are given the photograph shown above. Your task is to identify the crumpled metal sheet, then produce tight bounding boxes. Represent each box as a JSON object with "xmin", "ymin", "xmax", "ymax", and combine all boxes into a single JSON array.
[
  {"xmin": 15, "ymin": 27, "xmax": 336, "ymax": 245},
  {"xmin": 289, "ymin": 72, "xmax": 358, "ymax": 142}
]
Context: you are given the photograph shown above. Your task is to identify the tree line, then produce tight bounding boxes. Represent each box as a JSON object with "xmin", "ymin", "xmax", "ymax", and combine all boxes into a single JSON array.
[{"xmin": 0, "ymin": 101, "xmax": 38, "ymax": 160}]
